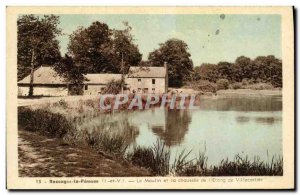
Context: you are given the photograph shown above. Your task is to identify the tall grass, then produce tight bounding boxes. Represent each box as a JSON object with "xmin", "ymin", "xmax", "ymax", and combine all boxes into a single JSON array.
[
  {"xmin": 18, "ymin": 107, "xmax": 73, "ymax": 137},
  {"xmin": 171, "ymin": 150, "xmax": 208, "ymax": 176},
  {"xmin": 209, "ymin": 154, "xmax": 283, "ymax": 176},
  {"xmin": 85, "ymin": 130, "xmax": 129, "ymax": 156},
  {"xmin": 128, "ymin": 143, "xmax": 283, "ymax": 176},
  {"xmin": 127, "ymin": 140, "xmax": 170, "ymax": 176}
]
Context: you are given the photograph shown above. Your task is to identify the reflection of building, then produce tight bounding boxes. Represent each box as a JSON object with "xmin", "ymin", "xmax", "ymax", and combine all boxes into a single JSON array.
[
  {"xmin": 151, "ymin": 110, "xmax": 192, "ymax": 146},
  {"xmin": 130, "ymin": 109, "xmax": 191, "ymax": 146},
  {"xmin": 18, "ymin": 64, "xmax": 168, "ymax": 96}
]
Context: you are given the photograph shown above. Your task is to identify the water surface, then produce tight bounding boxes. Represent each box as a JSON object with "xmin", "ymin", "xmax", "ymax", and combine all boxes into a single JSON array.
[{"xmin": 112, "ymin": 95, "xmax": 282, "ymax": 165}]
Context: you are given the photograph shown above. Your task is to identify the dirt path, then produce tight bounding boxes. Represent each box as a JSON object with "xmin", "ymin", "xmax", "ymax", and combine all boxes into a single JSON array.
[
  {"xmin": 18, "ymin": 95, "xmax": 99, "ymax": 107},
  {"xmin": 18, "ymin": 130, "xmax": 151, "ymax": 177}
]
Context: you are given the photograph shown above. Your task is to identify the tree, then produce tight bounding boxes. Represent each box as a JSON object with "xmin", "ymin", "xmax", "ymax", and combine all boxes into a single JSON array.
[
  {"xmin": 17, "ymin": 14, "xmax": 62, "ymax": 96},
  {"xmin": 112, "ymin": 22, "xmax": 142, "ymax": 93},
  {"xmin": 54, "ymin": 54, "xmax": 86, "ymax": 85},
  {"xmin": 216, "ymin": 61, "xmax": 233, "ymax": 81},
  {"xmin": 234, "ymin": 56, "xmax": 251, "ymax": 82},
  {"xmin": 148, "ymin": 39, "xmax": 194, "ymax": 87},
  {"xmin": 54, "ymin": 55, "xmax": 86, "ymax": 95},
  {"xmin": 196, "ymin": 63, "xmax": 218, "ymax": 82},
  {"xmin": 68, "ymin": 22, "xmax": 114, "ymax": 73},
  {"xmin": 252, "ymin": 55, "xmax": 282, "ymax": 87},
  {"xmin": 112, "ymin": 22, "xmax": 142, "ymax": 73},
  {"xmin": 68, "ymin": 21, "xmax": 142, "ymax": 74}
]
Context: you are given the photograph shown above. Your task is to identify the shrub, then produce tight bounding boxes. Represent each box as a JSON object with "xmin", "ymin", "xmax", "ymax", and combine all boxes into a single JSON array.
[
  {"xmin": 245, "ymin": 83, "xmax": 274, "ymax": 90},
  {"xmin": 84, "ymin": 99, "xmax": 97, "ymax": 108},
  {"xmin": 184, "ymin": 80, "xmax": 217, "ymax": 93},
  {"xmin": 216, "ymin": 79, "xmax": 230, "ymax": 90},
  {"xmin": 102, "ymin": 79, "xmax": 123, "ymax": 94},
  {"xmin": 18, "ymin": 107, "xmax": 73, "ymax": 137},
  {"xmin": 241, "ymin": 78, "xmax": 248, "ymax": 86},
  {"xmin": 53, "ymin": 99, "xmax": 68, "ymax": 109},
  {"xmin": 231, "ymin": 82, "xmax": 243, "ymax": 90}
]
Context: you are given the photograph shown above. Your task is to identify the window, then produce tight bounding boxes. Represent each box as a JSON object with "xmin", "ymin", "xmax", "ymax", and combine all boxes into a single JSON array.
[
  {"xmin": 138, "ymin": 88, "xmax": 141, "ymax": 92},
  {"xmin": 138, "ymin": 79, "xmax": 141, "ymax": 82},
  {"xmin": 152, "ymin": 88, "xmax": 155, "ymax": 93},
  {"xmin": 143, "ymin": 88, "xmax": 148, "ymax": 93},
  {"xmin": 85, "ymin": 85, "xmax": 88, "ymax": 90},
  {"xmin": 152, "ymin": 79, "xmax": 155, "ymax": 84}
]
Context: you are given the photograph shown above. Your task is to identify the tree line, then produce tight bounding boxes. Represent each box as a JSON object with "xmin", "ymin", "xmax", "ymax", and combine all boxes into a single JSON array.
[
  {"xmin": 194, "ymin": 55, "xmax": 282, "ymax": 87},
  {"xmin": 17, "ymin": 14, "xmax": 282, "ymax": 96}
]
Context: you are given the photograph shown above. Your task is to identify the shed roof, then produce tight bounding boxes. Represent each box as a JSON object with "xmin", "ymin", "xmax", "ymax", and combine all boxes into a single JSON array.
[
  {"xmin": 85, "ymin": 74, "xmax": 122, "ymax": 84},
  {"xmin": 18, "ymin": 65, "xmax": 67, "ymax": 85},
  {"xmin": 127, "ymin": 66, "xmax": 166, "ymax": 78}
]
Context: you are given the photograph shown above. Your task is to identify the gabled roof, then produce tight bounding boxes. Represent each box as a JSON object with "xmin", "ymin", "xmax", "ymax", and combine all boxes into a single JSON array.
[
  {"xmin": 127, "ymin": 66, "xmax": 167, "ymax": 78},
  {"xmin": 85, "ymin": 74, "xmax": 122, "ymax": 84},
  {"xmin": 18, "ymin": 65, "xmax": 67, "ymax": 85}
]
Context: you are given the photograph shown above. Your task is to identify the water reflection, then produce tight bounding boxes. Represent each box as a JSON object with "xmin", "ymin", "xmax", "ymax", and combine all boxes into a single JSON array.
[
  {"xmin": 200, "ymin": 96, "xmax": 282, "ymax": 111},
  {"xmin": 111, "ymin": 96, "xmax": 282, "ymax": 165},
  {"xmin": 151, "ymin": 110, "xmax": 191, "ymax": 146},
  {"xmin": 236, "ymin": 116, "xmax": 251, "ymax": 123},
  {"xmin": 255, "ymin": 117, "xmax": 282, "ymax": 125}
]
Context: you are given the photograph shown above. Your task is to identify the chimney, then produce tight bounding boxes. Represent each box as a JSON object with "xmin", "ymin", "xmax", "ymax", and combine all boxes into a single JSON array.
[{"xmin": 164, "ymin": 61, "xmax": 167, "ymax": 69}]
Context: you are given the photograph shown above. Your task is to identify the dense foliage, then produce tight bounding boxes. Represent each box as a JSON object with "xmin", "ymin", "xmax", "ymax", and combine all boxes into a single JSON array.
[
  {"xmin": 194, "ymin": 55, "xmax": 282, "ymax": 88},
  {"xmin": 148, "ymin": 39, "xmax": 194, "ymax": 87},
  {"xmin": 17, "ymin": 14, "xmax": 62, "ymax": 96},
  {"xmin": 68, "ymin": 21, "xmax": 142, "ymax": 74}
]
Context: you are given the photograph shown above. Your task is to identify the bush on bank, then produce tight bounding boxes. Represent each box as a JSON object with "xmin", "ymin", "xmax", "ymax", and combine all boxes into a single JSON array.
[{"xmin": 18, "ymin": 107, "xmax": 73, "ymax": 137}]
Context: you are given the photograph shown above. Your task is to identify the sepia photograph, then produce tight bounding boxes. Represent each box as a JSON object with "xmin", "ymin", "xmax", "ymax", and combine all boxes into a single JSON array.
[{"xmin": 6, "ymin": 6, "xmax": 294, "ymax": 190}]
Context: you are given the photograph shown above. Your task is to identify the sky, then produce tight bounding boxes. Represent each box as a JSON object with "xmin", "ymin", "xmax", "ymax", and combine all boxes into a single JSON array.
[{"xmin": 56, "ymin": 14, "xmax": 281, "ymax": 67}]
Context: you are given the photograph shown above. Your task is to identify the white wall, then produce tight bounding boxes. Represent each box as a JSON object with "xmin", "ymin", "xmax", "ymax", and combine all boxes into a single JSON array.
[
  {"xmin": 126, "ymin": 77, "xmax": 166, "ymax": 94},
  {"xmin": 18, "ymin": 86, "xmax": 68, "ymax": 97},
  {"xmin": 83, "ymin": 84, "xmax": 106, "ymax": 95}
]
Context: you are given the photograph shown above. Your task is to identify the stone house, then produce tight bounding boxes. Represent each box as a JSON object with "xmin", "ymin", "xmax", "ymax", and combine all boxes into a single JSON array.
[{"xmin": 126, "ymin": 65, "xmax": 168, "ymax": 94}]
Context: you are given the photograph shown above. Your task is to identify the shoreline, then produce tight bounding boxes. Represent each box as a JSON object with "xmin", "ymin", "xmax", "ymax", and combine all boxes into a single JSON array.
[
  {"xmin": 18, "ymin": 89, "xmax": 282, "ymax": 107},
  {"xmin": 216, "ymin": 89, "xmax": 282, "ymax": 96}
]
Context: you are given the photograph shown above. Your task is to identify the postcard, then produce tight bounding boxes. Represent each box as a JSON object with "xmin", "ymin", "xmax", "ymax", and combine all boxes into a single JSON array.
[{"xmin": 6, "ymin": 6, "xmax": 294, "ymax": 190}]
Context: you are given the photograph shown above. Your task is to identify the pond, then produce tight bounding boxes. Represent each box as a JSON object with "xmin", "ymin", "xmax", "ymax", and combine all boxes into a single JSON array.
[
  {"xmin": 80, "ymin": 96, "xmax": 282, "ymax": 165},
  {"xmin": 102, "ymin": 95, "xmax": 282, "ymax": 166}
]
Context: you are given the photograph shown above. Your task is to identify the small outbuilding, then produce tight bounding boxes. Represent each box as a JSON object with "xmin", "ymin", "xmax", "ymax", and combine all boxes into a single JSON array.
[{"xmin": 84, "ymin": 74, "xmax": 122, "ymax": 95}]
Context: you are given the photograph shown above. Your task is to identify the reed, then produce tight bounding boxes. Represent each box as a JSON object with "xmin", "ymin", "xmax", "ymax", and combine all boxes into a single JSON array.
[{"xmin": 128, "ymin": 140, "xmax": 170, "ymax": 176}]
